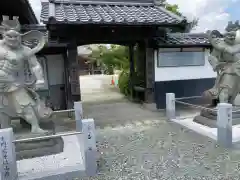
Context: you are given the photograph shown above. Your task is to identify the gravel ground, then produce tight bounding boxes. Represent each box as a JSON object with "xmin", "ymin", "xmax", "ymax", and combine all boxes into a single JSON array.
[
  {"xmin": 78, "ymin": 99, "xmax": 240, "ymax": 180},
  {"xmin": 82, "ymin": 119, "xmax": 240, "ymax": 180},
  {"xmin": 82, "ymin": 106, "xmax": 240, "ymax": 179}
]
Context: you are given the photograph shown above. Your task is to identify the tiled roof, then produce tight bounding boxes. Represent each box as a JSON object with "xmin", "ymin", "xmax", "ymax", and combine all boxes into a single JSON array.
[
  {"xmin": 157, "ymin": 33, "xmax": 210, "ymax": 47},
  {"xmin": 41, "ymin": 0, "xmax": 186, "ymax": 25}
]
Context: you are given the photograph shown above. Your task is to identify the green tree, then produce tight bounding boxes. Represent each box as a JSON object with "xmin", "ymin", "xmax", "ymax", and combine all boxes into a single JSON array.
[
  {"xmin": 165, "ymin": 2, "xmax": 198, "ymax": 32},
  {"xmin": 88, "ymin": 45, "xmax": 130, "ymax": 74},
  {"xmin": 166, "ymin": 4, "xmax": 181, "ymax": 16}
]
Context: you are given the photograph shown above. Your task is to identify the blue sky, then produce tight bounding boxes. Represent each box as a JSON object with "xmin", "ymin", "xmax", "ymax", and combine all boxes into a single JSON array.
[
  {"xmin": 226, "ymin": 1, "xmax": 240, "ymax": 22},
  {"xmin": 29, "ymin": 0, "xmax": 239, "ymax": 32}
]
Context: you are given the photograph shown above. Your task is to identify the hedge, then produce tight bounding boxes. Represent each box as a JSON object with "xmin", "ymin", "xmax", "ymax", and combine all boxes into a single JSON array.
[{"xmin": 118, "ymin": 70, "xmax": 130, "ymax": 97}]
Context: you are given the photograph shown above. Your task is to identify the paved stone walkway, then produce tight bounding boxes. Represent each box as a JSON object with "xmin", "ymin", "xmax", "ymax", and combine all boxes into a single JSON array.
[{"xmin": 78, "ymin": 75, "xmax": 240, "ymax": 179}]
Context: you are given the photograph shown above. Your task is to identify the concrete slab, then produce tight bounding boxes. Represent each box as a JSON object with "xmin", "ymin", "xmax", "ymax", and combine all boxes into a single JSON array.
[
  {"xmin": 17, "ymin": 133, "xmax": 85, "ymax": 180},
  {"xmin": 171, "ymin": 116, "xmax": 240, "ymax": 143}
]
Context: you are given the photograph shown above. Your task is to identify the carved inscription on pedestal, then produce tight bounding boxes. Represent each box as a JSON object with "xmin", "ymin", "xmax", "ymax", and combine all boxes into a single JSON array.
[
  {"xmin": 0, "ymin": 136, "xmax": 10, "ymax": 178},
  {"xmin": 0, "ymin": 129, "xmax": 17, "ymax": 180}
]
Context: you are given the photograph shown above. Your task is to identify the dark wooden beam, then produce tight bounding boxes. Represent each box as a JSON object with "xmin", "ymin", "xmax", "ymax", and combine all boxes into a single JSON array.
[
  {"xmin": 67, "ymin": 41, "xmax": 81, "ymax": 108},
  {"xmin": 37, "ymin": 46, "xmax": 67, "ymax": 55},
  {"xmin": 129, "ymin": 44, "xmax": 135, "ymax": 99},
  {"xmin": 145, "ymin": 42, "xmax": 155, "ymax": 103},
  {"xmin": 62, "ymin": 52, "xmax": 71, "ymax": 110},
  {"xmin": 47, "ymin": 24, "xmax": 158, "ymax": 45}
]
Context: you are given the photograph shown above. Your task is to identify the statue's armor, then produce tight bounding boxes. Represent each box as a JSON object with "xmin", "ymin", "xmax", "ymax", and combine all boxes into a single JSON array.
[
  {"xmin": 0, "ymin": 43, "xmax": 26, "ymax": 92},
  {"xmin": 0, "ymin": 43, "xmax": 41, "ymax": 118}
]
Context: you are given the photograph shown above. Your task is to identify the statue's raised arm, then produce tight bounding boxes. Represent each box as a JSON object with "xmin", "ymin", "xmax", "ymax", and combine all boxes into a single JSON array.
[
  {"xmin": 207, "ymin": 30, "xmax": 226, "ymax": 51},
  {"xmin": 22, "ymin": 30, "xmax": 46, "ymax": 57}
]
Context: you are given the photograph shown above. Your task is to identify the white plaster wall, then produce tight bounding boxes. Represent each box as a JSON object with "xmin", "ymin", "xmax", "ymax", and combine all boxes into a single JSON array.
[
  {"xmin": 154, "ymin": 49, "xmax": 217, "ymax": 82},
  {"xmin": 46, "ymin": 54, "xmax": 65, "ymax": 85}
]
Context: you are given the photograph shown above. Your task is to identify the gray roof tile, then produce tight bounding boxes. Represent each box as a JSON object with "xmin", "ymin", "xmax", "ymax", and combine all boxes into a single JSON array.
[
  {"xmin": 41, "ymin": 1, "xmax": 186, "ymax": 25},
  {"xmin": 157, "ymin": 33, "xmax": 210, "ymax": 47}
]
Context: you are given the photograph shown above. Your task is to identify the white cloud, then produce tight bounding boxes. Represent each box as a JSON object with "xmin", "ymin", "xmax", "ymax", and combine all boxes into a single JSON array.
[
  {"xmin": 28, "ymin": 0, "xmax": 42, "ymax": 22},
  {"xmin": 167, "ymin": 0, "xmax": 237, "ymax": 32}
]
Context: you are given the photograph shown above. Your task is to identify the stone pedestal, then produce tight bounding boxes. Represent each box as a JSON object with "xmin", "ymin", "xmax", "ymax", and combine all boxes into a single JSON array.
[
  {"xmin": 11, "ymin": 119, "xmax": 64, "ymax": 160},
  {"xmin": 193, "ymin": 106, "xmax": 240, "ymax": 128}
]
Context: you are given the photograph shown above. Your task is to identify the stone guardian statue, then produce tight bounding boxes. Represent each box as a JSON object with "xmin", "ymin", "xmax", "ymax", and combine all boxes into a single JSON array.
[
  {"xmin": 203, "ymin": 28, "xmax": 240, "ymax": 105},
  {"xmin": 0, "ymin": 17, "xmax": 52, "ymax": 134},
  {"xmin": 194, "ymin": 21, "xmax": 240, "ymax": 127}
]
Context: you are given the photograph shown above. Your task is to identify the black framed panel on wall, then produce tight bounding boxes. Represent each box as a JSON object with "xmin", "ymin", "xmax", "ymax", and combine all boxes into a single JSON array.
[
  {"xmin": 157, "ymin": 48, "xmax": 206, "ymax": 67},
  {"xmin": 36, "ymin": 56, "xmax": 49, "ymax": 90},
  {"xmin": 20, "ymin": 56, "xmax": 49, "ymax": 91}
]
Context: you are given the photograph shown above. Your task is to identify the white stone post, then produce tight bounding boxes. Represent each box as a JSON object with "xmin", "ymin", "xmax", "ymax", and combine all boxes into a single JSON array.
[
  {"xmin": 217, "ymin": 103, "xmax": 232, "ymax": 148},
  {"xmin": 81, "ymin": 119, "xmax": 97, "ymax": 176},
  {"xmin": 0, "ymin": 128, "xmax": 18, "ymax": 180},
  {"xmin": 74, "ymin": 101, "xmax": 83, "ymax": 131},
  {"xmin": 166, "ymin": 93, "xmax": 176, "ymax": 120},
  {"xmin": 74, "ymin": 101, "xmax": 97, "ymax": 176}
]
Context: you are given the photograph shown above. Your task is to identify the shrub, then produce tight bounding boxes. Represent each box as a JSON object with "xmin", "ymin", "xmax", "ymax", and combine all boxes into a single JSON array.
[{"xmin": 118, "ymin": 70, "xmax": 130, "ymax": 97}]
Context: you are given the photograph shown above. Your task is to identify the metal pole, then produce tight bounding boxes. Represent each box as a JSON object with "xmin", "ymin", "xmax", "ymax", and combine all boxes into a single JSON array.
[
  {"xmin": 52, "ymin": 109, "xmax": 75, "ymax": 113},
  {"xmin": 175, "ymin": 96, "xmax": 202, "ymax": 100},
  {"xmin": 166, "ymin": 93, "xmax": 175, "ymax": 120},
  {"xmin": 13, "ymin": 131, "xmax": 82, "ymax": 143},
  {"xmin": 175, "ymin": 100, "xmax": 216, "ymax": 112}
]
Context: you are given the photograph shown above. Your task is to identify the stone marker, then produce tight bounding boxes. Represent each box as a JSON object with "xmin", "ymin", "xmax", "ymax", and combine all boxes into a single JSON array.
[
  {"xmin": 0, "ymin": 128, "xmax": 18, "ymax": 180},
  {"xmin": 74, "ymin": 101, "xmax": 97, "ymax": 177},
  {"xmin": 74, "ymin": 101, "xmax": 83, "ymax": 131},
  {"xmin": 217, "ymin": 103, "xmax": 232, "ymax": 148},
  {"xmin": 81, "ymin": 119, "xmax": 97, "ymax": 176},
  {"xmin": 166, "ymin": 93, "xmax": 175, "ymax": 120}
]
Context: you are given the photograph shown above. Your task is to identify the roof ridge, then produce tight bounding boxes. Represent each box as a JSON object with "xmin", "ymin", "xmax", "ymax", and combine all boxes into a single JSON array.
[
  {"xmin": 168, "ymin": 32, "xmax": 208, "ymax": 36},
  {"xmin": 156, "ymin": 32, "xmax": 210, "ymax": 47},
  {"xmin": 50, "ymin": 0, "xmax": 154, "ymax": 6}
]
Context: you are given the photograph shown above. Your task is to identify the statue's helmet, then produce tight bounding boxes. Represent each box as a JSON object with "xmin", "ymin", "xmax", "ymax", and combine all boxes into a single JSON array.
[
  {"xmin": 1, "ymin": 18, "xmax": 21, "ymax": 32},
  {"xmin": 0, "ymin": 16, "xmax": 22, "ymax": 48},
  {"xmin": 0, "ymin": 16, "xmax": 46, "ymax": 54},
  {"xmin": 224, "ymin": 20, "xmax": 240, "ymax": 45}
]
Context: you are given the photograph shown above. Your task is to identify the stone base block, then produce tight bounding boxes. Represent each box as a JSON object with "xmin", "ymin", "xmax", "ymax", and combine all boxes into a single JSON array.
[
  {"xmin": 17, "ymin": 135, "xmax": 85, "ymax": 180},
  {"xmin": 15, "ymin": 135, "xmax": 64, "ymax": 161},
  {"xmin": 193, "ymin": 106, "xmax": 240, "ymax": 128},
  {"xmin": 193, "ymin": 115, "xmax": 217, "ymax": 128},
  {"xmin": 12, "ymin": 119, "xmax": 64, "ymax": 160}
]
